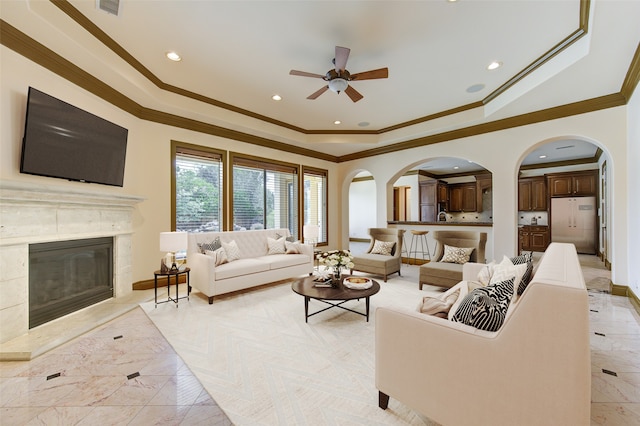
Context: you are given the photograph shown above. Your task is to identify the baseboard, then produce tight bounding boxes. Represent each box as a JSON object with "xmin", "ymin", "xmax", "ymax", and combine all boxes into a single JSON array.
[
  {"xmin": 133, "ymin": 274, "xmax": 187, "ymax": 291},
  {"xmin": 629, "ymin": 287, "xmax": 640, "ymax": 316},
  {"xmin": 609, "ymin": 282, "xmax": 640, "ymax": 317},
  {"xmin": 604, "ymin": 258, "xmax": 612, "ymax": 270}
]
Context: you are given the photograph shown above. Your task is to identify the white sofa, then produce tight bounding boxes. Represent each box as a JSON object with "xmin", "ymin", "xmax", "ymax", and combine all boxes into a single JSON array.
[
  {"xmin": 376, "ymin": 243, "xmax": 591, "ymax": 426},
  {"xmin": 187, "ymin": 228, "xmax": 314, "ymax": 304}
]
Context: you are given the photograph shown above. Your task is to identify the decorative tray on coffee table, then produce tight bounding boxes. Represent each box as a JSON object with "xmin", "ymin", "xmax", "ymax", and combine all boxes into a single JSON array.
[{"xmin": 343, "ymin": 277, "xmax": 373, "ymax": 290}]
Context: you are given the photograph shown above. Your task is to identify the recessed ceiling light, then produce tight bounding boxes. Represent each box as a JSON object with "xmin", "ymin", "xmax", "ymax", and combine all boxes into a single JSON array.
[
  {"xmin": 466, "ymin": 83, "xmax": 485, "ymax": 93},
  {"xmin": 272, "ymin": 94, "xmax": 282, "ymax": 101},
  {"xmin": 358, "ymin": 122, "xmax": 370, "ymax": 127},
  {"xmin": 539, "ymin": 155, "xmax": 547, "ymax": 159},
  {"xmin": 453, "ymin": 166, "xmax": 460, "ymax": 170},
  {"xmin": 334, "ymin": 120, "xmax": 341, "ymax": 125},
  {"xmin": 166, "ymin": 51, "xmax": 181, "ymax": 62},
  {"xmin": 487, "ymin": 61, "xmax": 502, "ymax": 70}
]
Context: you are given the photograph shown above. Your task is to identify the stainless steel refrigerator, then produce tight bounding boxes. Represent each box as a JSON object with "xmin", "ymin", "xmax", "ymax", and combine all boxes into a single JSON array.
[{"xmin": 551, "ymin": 197, "xmax": 597, "ymax": 254}]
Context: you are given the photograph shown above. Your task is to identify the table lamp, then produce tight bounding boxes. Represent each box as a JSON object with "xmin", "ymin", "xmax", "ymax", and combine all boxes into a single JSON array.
[
  {"xmin": 303, "ymin": 224, "xmax": 319, "ymax": 247},
  {"xmin": 160, "ymin": 231, "xmax": 188, "ymax": 272}
]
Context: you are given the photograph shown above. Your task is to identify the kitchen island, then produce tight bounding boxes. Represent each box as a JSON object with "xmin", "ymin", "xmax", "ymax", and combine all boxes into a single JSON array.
[{"xmin": 387, "ymin": 221, "xmax": 493, "ymax": 264}]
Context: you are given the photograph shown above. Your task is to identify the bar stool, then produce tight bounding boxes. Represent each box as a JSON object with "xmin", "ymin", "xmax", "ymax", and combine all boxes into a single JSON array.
[{"xmin": 408, "ymin": 230, "xmax": 431, "ymax": 265}]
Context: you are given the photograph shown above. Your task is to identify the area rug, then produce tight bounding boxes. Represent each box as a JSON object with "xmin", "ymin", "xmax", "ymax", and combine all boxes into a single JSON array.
[{"xmin": 140, "ymin": 271, "xmax": 441, "ymax": 425}]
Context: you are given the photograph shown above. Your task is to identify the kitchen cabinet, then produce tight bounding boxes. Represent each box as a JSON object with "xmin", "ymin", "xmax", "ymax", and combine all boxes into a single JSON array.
[
  {"xmin": 437, "ymin": 182, "xmax": 448, "ymax": 203},
  {"xmin": 519, "ymin": 225, "xmax": 549, "ymax": 253},
  {"xmin": 419, "ymin": 180, "xmax": 437, "ymax": 222},
  {"xmin": 449, "ymin": 183, "xmax": 476, "ymax": 212},
  {"xmin": 518, "ymin": 176, "xmax": 547, "ymax": 211},
  {"xmin": 547, "ymin": 171, "xmax": 597, "ymax": 197}
]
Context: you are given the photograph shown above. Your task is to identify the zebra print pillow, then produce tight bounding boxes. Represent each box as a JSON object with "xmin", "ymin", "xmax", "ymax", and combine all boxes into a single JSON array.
[
  {"xmin": 511, "ymin": 252, "xmax": 534, "ymax": 295},
  {"xmin": 451, "ymin": 277, "xmax": 515, "ymax": 332}
]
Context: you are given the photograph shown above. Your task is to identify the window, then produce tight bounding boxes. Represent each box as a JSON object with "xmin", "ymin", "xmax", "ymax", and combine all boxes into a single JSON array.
[
  {"xmin": 172, "ymin": 142, "xmax": 224, "ymax": 232},
  {"xmin": 231, "ymin": 155, "xmax": 299, "ymax": 239},
  {"xmin": 303, "ymin": 167, "xmax": 328, "ymax": 245}
]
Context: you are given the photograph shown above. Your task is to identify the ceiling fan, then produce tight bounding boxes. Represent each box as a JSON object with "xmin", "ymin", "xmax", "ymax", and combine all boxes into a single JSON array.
[{"xmin": 289, "ymin": 46, "xmax": 389, "ymax": 102}]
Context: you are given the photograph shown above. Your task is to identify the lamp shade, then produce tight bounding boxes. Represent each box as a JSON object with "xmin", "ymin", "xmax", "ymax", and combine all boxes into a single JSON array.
[
  {"xmin": 159, "ymin": 231, "xmax": 188, "ymax": 252},
  {"xmin": 303, "ymin": 224, "xmax": 319, "ymax": 240}
]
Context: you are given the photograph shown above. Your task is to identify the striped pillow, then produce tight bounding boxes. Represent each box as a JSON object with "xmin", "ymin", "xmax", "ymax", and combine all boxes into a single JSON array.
[
  {"xmin": 451, "ymin": 277, "xmax": 515, "ymax": 332},
  {"xmin": 511, "ymin": 252, "xmax": 534, "ymax": 295}
]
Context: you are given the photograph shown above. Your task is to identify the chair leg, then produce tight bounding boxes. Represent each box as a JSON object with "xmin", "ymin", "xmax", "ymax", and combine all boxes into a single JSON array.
[{"xmin": 379, "ymin": 391, "xmax": 390, "ymax": 409}]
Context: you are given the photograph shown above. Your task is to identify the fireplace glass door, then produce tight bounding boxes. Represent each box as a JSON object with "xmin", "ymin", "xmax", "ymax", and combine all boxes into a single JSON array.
[{"xmin": 29, "ymin": 237, "xmax": 114, "ymax": 328}]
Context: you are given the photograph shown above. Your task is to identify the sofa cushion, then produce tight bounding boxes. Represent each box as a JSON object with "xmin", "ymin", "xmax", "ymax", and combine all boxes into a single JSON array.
[
  {"xmin": 214, "ymin": 258, "xmax": 270, "ymax": 280},
  {"xmin": 451, "ymin": 277, "xmax": 515, "ymax": 332},
  {"xmin": 370, "ymin": 240, "xmax": 395, "ymax": 255},
  {"xmin": 260, "ymin": 253, "xmax": 309, "ymax": 270},
  {"xmin": 441, "ymin": 245, "xmax": 475, "ymax": 264},
  {"xmin": 351, "ymin": 253, "xmax": 396, "ymax": 268}
]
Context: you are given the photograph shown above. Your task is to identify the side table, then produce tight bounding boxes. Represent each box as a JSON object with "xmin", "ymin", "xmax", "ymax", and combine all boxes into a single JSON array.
[{"xmin": 154, "ymin": 267, "xmax": 190, "ymax": 308}]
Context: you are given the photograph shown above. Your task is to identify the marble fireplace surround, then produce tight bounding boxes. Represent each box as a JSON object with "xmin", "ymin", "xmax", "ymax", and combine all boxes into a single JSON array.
[{"xmin": 0, "ymin": 180, "xmax": 144, "ymax": 357}]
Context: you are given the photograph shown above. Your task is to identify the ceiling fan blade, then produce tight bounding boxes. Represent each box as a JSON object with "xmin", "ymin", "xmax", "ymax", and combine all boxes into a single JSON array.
[
  {"xmin": 344, "ymin": 85, "xmax": 364, "ymax": 103},
  {"xmin": 350, "ymin": 67, "xmax": 389, "ymax": 81},
  {"xmin": 307, "ymin": 85, "xmax": 329, "ymax": 100},
  {"xmin": 334, "ymin": 46, "xmax": 350, "ymax": 72},
  {"xmin": 290, "ymin": 70, "xmax": 325, "ymax": 79}
]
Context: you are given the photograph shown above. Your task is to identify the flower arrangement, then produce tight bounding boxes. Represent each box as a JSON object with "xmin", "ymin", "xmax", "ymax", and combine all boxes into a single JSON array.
[{"xmin": 316, "ymin": 249, "xmax": 355, "ymax": 271}]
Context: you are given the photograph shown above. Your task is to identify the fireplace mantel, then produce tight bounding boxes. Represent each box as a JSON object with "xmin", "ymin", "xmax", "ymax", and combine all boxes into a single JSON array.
[{"xmin": 0, "ymin": 180, "xmax": 144, "ymax": 347}]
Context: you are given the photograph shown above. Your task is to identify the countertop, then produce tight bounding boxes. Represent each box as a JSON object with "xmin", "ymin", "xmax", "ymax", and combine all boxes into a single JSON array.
[{"xmin": 388, "ymin": 221, "xmax": 493, "ymax": 227}]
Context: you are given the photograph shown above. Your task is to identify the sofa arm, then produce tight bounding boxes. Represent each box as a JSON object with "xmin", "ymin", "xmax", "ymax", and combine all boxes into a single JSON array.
[
  {"xmin": 462, "ymin": 261, "xmax": 485, "ymax": 281},
  {"xmin": 188, "ymin": 252, "xmax": 216, "ymax": 297}
]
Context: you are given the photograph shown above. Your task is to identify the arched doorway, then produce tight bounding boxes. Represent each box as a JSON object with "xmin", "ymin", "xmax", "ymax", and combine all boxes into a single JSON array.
[{"xmin": 516, "ymin": 138, "xmax": 608, "ymax": 258}]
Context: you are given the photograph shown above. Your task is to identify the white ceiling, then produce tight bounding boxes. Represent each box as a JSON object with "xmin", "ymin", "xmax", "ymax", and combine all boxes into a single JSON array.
[{"xmin": 2, "ymin": 0, "xmax": 639, "ymax": 160}]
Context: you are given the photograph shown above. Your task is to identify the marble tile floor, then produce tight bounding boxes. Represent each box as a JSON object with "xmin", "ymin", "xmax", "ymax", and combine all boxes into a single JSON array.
[
  {"xmin": 0, "ymin": 294, "xmax": 232, "ymax": 425},
  {"xmin": 1, "ymin": 252, "xmax": 639, "ymax": 425}
]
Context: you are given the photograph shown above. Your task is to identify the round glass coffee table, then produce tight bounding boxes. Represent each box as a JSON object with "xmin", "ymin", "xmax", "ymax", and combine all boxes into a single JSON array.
[{"xmin": 291, "ymin": 275, "xmax": 381, "ymax": 322}]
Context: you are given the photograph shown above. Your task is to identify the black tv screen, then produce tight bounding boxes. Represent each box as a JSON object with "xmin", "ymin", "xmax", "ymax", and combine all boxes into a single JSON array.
[{"xmin": 20, "ymin": 87, "xmax": 128, "ymax": 187}]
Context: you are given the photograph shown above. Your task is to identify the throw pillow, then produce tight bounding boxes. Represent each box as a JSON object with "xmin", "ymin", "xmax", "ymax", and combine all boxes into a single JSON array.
[
  {"xmin": 198, "ymin": 237, "xmax": 221, "ymax": 254},
  {"xmin": 285, "ymin": 240, "xmax": 302, "ymax": 254},
  {"xmin": 275, "ymin": 232, "xmax": 296, "ymax": 243},
  {"xmin": 267, "ymin": 237, "xmax": 286, "ymax": 255},
  {"xmin": 510, "ymin": 252, "xmax": 534, "ymax": 295},
  {"xmin": 418, "ymin": 287, "xmax": 461, "ymax": 318},
  {"xmin": 441, "ymin": 245, "xmax": 475, "ymax": 264},
  {"xmin": 489, "ymin": 256, "xmax": 527, "ymax": 302},
  {"xmin": 222, "ymin": 240, "xmax": 241, "ymax": 262},
  {"xmin": 451, "ymin": 277, "xmax": 515, "ymax": 332},
  {"xmin": 370, "ymin": 240, "xmax": 395, "ymax": 256},
  {"xmin": 476, "ymin": 260, "xmax": 496, "ymax": 286},
  {"xmin": 205, "ymin": 248, "xmax": 227, "ymax": 266}
]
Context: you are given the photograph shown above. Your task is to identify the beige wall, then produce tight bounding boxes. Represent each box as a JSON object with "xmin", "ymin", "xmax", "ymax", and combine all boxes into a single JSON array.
[
  {"xmin": 0, "ymin": 46, "xmax": 338, "ymax": 284},
  {"xmin": 338, "ymin": 106, "xmax": 631, "ymax": 286},
  {"xmin": 0, "ymin": 42, "xmax": 636, "ymax": 290}
]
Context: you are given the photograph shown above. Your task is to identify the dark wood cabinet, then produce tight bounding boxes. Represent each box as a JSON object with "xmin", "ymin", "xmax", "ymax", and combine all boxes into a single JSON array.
[
  {"xmin": 449, "ymin": 183, "xmax": 476, "ymax": 212},
  {"xmin": 519, "ymin": 225, "xmax": 549, "ymax": 252},
  {"xmin": 437, "ymin": 183, "xmax": 448, "ymax": 203},
  {"xmin": 547, "ymin": 171, "xmax": 597, "ymax": 197},
  {"xmin": 419, "ymin": 180, "xmax": 437, "ymax": 222},
  {"xmin": 518, "ymin": 177, "xmax": 547, "ymax": 211}
]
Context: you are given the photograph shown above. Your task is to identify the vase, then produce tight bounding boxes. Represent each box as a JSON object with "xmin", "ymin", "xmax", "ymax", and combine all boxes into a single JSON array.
[{"xmin": 332, "ymin": 267, "xmax": 342, "ymax": 287}]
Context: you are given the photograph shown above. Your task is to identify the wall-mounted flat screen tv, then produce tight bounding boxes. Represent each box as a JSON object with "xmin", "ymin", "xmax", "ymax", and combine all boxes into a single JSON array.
[{"xmin": 20, "ymin": 87, "xmax": 128, "ymax": 187}]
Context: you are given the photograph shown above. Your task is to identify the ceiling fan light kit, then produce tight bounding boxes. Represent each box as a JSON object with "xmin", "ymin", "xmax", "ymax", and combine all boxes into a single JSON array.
[
  {"xmin": 328, "ymin": 78, "xmax": 348, "ymax": 93},
  {"xmin": 290, "ymin": 45, "xmax": 388, "ymax": 102}
]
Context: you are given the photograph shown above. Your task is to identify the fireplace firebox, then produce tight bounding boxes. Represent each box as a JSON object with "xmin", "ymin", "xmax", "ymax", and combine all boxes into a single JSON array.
[{"xmin": 29, "ymin": 237, "xmax": 114, "ymax": 328}]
